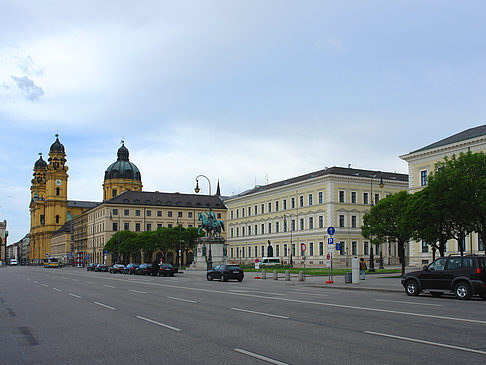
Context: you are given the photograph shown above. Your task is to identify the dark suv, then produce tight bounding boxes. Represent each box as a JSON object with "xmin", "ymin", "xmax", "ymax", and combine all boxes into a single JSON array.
[{"xmin": 402, "ymin": 255, "xmax": 486, "ymax": 300}]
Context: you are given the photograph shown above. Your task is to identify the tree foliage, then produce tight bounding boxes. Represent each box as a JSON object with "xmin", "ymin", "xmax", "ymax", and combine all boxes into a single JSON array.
[{"xmin": 362, "ymin": 190, "xmax": 412, "ymax": 274}]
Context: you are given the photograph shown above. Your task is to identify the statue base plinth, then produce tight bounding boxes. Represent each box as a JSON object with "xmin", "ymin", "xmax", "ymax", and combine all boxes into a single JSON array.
[{"xmin": 188, "ymin": 237, "xmax": 227, "ymax": 270}]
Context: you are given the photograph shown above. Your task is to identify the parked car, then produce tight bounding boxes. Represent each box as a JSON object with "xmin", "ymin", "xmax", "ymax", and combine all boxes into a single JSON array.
[
  {"xmin": 124, "ymin": 263, "xmax": 140, "ymax": 274},
  {"xmin": 158, "ymin": 263, "xmax": 176, "ymax": 277},
  {"xmin": 402, "ymin": 255, "xmax": 486, "ymax": 300},
  {"xmin": 134, "ymin": 263, "xmax": 152, "ymax": 275},
  {"xmin": 87, "ymin": 263, "xmax": 98, "ymax": 271},
  {"xmin": 207, "ymin": 264, "xmax": 244, "ymax": 282},
  {"xmin": 109, "ymin": 264, "xmax": 126, "ymax": 274},
  {"xmin": 10, "ymin": 258, "xmax": 18, "ymax": 266},
  {"xmin": 95, "ymin": 264, "xmax": 109, "ymax": 272}
]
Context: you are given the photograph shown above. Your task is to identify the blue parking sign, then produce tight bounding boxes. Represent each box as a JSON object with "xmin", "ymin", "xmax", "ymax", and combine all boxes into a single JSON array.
[{"xmin": 336, "ymin": 243, "xmax": 341, "ymax": 250}]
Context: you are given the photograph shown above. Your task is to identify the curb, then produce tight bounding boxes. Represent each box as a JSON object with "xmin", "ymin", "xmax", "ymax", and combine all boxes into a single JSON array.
[{"xmin": 305, "ymin": 284, "xmax": 403, "ymax": 293}]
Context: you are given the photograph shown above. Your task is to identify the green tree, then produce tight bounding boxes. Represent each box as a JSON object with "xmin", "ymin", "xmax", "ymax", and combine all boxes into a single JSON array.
[
  {"xmin": 407, "ymin": 188, "xmax": 453, "ymax": 259},
  {"xmin": 104, "ymin": 230, "xmax": 137, "ymax": 263},
  {"xmin": 362, "ymin": 191, "xmax": 412, "ymax": 274}
]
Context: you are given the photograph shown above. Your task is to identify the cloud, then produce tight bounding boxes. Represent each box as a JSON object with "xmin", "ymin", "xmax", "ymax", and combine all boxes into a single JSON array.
[
  {"xmin": 10, "ymin": 75, "xmax": 44, "ymax": 101},
  {"xmin": 15, "ymin": 55, "xmax": 44, "ymax": 76}
]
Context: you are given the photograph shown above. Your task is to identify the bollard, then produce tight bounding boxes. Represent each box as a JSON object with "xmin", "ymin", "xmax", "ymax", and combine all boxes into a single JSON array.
[
  {"xmin": 351, "ymin": 257, "xmax": 360, "ymax": 283},
  {"xmin": 262, "ymin": 269, "xmax": 266, "ymax": 279},
  {"xmin": 298, "ymin": 271, "xmax": 304, "ymax": 282},
  {"xmin": 273, "ymin": 270, "xmax": 278, "ymax": 280},
  {"xmin": 285, "ymin": 270, "xmax": 290, "ymax": 281}
]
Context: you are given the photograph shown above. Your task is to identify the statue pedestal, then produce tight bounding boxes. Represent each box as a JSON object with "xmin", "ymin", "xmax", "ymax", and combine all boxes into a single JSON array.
[{"xmin": 189, "ymin": 237, "xmax": 227, "ymax": 270}]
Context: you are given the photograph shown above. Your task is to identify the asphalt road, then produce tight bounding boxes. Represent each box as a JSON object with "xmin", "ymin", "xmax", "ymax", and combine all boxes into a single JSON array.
[{"xmin": 1, "ymin": 266, "xmax": 485, "ymax": 364}]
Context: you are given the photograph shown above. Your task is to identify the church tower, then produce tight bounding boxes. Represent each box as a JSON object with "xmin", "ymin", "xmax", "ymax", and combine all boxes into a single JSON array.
[
  {"xmin": 103, "ymin": 141, "xmax": 142, "ymax": 201},
  {"xmin": 29, "ymin": 134, "xmax": 69, "ymax": 262},
  {"xmin": 29, "ymin": 153, "xmax": 48, "ymax": 261}
]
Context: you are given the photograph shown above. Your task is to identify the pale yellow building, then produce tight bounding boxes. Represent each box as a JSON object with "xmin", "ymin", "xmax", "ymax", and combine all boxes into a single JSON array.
[
  {"xmin": 400, "ymin": 124, "xmax": 486, "ymax": 266},
  {"xmin": 225, "ymin": 166, "xmax": 408, "ymax": 268}
]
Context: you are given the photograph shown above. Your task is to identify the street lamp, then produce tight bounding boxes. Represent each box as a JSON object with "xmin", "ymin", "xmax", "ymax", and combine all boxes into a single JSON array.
[
  {"xmin": 369, "ymin": 172, "xmax": 384, "ymax": 272},
  {"xmin": 194, "ymin": 175, "xmax": 213, "ymax": 269},
  {"xmin": 177, "ymin": 218, "xmax": 184, "ymax": 268}
]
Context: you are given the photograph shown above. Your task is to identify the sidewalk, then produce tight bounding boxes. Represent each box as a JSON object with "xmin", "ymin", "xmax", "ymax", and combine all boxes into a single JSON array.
[{"xmin": 182, "ymin": 269, "xmax": 405, "ymax": 293}]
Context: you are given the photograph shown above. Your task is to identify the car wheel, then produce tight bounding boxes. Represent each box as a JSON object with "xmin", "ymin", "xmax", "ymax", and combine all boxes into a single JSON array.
[
  {"xmin": 405, "ymin": 280, "xmax": 420, "ymax": 296},
  {"xmin": 238, "ymin": 278, "xmax": 243, "ymax": 282},
  {"xmin": 479, "ymin": 293, "xmax": 486, "ymax": 301},
  {"xmin": 207, "ymin": 274, "xmax": 213, "ymax": 281},
  {"xmin": 170, "ymin": 273, "xmax": 174, "ymax": 277},
  {"xmin": 454, "ymin": 282, "xmax": 472, "ymax": 300},
  {"xmin": 222, "ymin": 275, "xmax": 228, "ymax": 282},
  {"xmin": 430, "ymin": 292, "xmax": 442, "ymax": 298}
]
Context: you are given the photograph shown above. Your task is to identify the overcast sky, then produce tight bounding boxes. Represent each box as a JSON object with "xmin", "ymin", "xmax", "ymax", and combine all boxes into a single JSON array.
[{"xmin": 1, "ymin": 1, "xmax": 485, "ymax": 243}]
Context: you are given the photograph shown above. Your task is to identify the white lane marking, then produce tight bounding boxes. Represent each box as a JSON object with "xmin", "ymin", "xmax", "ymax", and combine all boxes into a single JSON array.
[
  {"xmin": 230, "ymin": 307, "xmax": 289, "ymax": 319},
  {"xmin": 72, "ymin": 279, "xmax": 79, "ymax": 282},
  {"xmin": 234, "ymin": 348, "xmax": 289, "ymax": 365},
  {"xmin": 33, "ymin": 280, "xmax": 39, "ymax": 283},
  {"xmin": 93, "ymin": 302, "xmax": 116, "ymax": 310},
  {"xmin": 365, "ymin": 331, "xmax": 486, "ymax": 355},
  {"xmin": 27, "ymin": 278, "xmax": 31, "ymax": 281},
  {"xmin": 86, "ymin": 281, "xmax": 95, "ymax": 284},
  {"xmin": 292, "ymin": 291, "xmax": 329, "ymax": 297},
  {"xmin": 375, "ymin": 299, "xmax": 443, "ymax": 307},
  {"xmin": 294, "ymin": 288, "xmax": 340, "ymax": 295},
  {"xmin": 53, "ymin": 288, "xmax": 62, "ymax": 292},
  {"xmin": 167, "ymin": 296, "xmax": 197, "ymax": 303},
  {"xmin": 136, "ymin": 316, "xmax": 182, "ymax": 332},
  {"xmin": 227, "ymin": 289, "xmax": 285, "ymax": 296},
  {"xmin": 129, "ymin": 289, "xmax": 147, "ymax": 294},
  {"xmin": 103, "ymin": 285, "xmax": 116, "ymax": 288},
  {"xmin": 69, "ymin": 293, "xmax": 82, "ymax": 298},
  {"xmin": 41, "ymin": 284, "xmax": 48, "ymax": 287},
  {"xmin": 62, "ymin": 273, "xmax": 486, "ymax": 326},
  {"xmin": 62, "ymin": 277, "xmax": 68, "ymax": 279}
]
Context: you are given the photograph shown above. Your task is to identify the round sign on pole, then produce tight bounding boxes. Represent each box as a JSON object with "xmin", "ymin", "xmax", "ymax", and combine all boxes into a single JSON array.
[
  {"xmin": 327, "ymin": 226, "xmax": 335, "ymax": 236},
  {"xmin": 255, "ymin": 258, "xmax": 260, "ymax": 263},
  {"xmin": 301, "ymin": 243, "xmax": 306, "ymax": 252},
  {"xmin": 326, "ymin": 253, "xmax": 330, "ymax": 260}
]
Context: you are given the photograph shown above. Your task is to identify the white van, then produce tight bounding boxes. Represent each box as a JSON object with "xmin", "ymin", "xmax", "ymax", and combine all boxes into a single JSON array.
[
  {"xmin": 10, "ymin": 258, "xmax": 18, "ymax": 266},
  {"xmin": 261, "ymin": 257, "xmax": 281, "ymax": 266}
]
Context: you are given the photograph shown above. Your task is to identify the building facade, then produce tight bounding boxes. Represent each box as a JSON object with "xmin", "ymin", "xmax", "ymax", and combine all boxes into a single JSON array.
[
  {"xmin": 29, "ymin": 135, "xmax": 95, "ymax": 263},
  {"xmin": 225, "ymin": 167, "xmax": 408, "ymax": 268},
  {"xmin": 400, "ymin": 124, "xmax": 486, "ymax": 266},
  {"xmin": 0, "ymin": 219, "xmax": 6, "ymax": 265}
]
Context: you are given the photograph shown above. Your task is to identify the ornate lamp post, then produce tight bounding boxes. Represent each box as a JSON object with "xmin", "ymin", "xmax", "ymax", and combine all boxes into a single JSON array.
[
  {"xmin": 369, "ymin": 172, "xmax": 384, "ymax": 272},
  {"xmin": 194, "ymin": 175, "xmax": 213, "ymax": 269},
  {"xmin": 283, "ymin": 215, "xmax": 293, "ymax": 266}
]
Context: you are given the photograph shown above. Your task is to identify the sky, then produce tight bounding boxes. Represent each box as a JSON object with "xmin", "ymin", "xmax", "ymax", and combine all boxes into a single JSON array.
[{"xmin": 1, "ymin": 0, "xmax": 486, "ymax": 244}]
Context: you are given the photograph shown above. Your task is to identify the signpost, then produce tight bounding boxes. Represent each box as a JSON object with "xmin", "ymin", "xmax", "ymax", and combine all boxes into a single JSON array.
[
  {"xmin": 254, "ymin": 258, "xmax": 261, "ymax": 279},
  {"xmin": 326, "ymin": 227, "xmax": 335, "ymax": 283}
]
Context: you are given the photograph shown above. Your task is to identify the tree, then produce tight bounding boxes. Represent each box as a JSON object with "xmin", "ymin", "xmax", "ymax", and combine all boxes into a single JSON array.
[
  {"xmin": 362, "ymin": 191, "xmax": 412, "ymax": 274},
  {"xmin": 104, "ymin": 230, "xmax": 137, "ymax": 263},
  {"xmin": 428, "ymin": 152, "xmax": 477, "ymax": 255},
  {"xmin": 407, "ymin": 188, "xmax": 453, "ymax": 259}
]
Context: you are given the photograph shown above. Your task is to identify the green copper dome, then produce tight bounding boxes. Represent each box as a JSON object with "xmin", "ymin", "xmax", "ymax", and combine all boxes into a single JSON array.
[{"xmin": 104, "ymin": 142, "xmax": 141, "ymax": 181}]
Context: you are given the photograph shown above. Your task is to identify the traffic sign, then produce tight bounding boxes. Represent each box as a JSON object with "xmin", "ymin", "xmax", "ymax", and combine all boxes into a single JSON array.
[
  {"xmin": 327, "ymin": 226, "xmax": 335, "ymax": 236},
  {"xmin": 301, "ymin": 243, "xmax": 307, "ymax": 252},
  {"xmin": 336, "ymin": 243, "xmax": 341, "ymax": 250},
  {"xmin": 328, "ymin": 245, "xmax": 335, "ymax": 253},
  {"xmin": 255, "ymin": 258, "xmax": 260, "ymax": 263},
  {"xmin": 326, "ymin": 253, "xmax": 330, "ymax": 260},
  {"xmin": 328, "ymin": 237, "xmax": 334, "ymax": 245}
]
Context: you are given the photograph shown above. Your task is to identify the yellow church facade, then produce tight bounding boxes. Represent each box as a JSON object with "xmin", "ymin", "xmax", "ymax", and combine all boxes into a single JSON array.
[
  {"xmin": 225, "ymin": 167, "xmax": 408, "ymax": 268},
  {"xmin": 400, "ymin": 124, "xmax": 486, "ymax": 266}
]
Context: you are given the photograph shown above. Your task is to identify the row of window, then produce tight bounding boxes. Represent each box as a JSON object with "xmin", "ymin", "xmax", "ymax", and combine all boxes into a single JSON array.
[
  {"xmin": 112, "ymin": 208, "xmax": 198, "ymax": 218},
  {"xmin": 230, "ymin": 191, "xmax": 382, "ymax": 220},
  {"xmin": 112, "ymin": 222, "xmax": 193, "ymax": 232},
  {"xmin": 421, "ymin": 237, "xmax": 485, "ymax": 253},
  {"xmin": 229, "ymin": 240, "xmax": 374, "ymax": 258},
  {"xmin": 229, "ymin": 214, "xmax": 362, "ymax": 238}
]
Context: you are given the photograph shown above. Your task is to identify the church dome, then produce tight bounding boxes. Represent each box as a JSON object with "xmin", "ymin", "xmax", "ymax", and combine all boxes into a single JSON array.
[
  {"xmin": 49, "ymin": 134, "xmax": 65, "ymax": 153},
  {"xmin": 104, "ymin": 142, "xmax": 141, "ymax": 181},
  {"xmin": 34, "ymin": 154, "xmax": 47, "ymax": 169}
]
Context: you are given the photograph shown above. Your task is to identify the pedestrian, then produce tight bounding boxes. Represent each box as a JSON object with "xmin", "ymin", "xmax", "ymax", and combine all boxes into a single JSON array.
[
  {"xmin": 360, "ymin": 258, "xmax": 367, "ymax": 280},
  {"xmin": 151, "ymin": 260, "xmax": 159, "ymax": 276}
]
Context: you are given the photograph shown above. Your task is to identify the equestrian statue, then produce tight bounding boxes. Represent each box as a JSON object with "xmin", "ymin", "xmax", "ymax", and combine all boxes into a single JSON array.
[{"xmin": 198, "ymin": 209, "xmax": 225, "ymax": 238}]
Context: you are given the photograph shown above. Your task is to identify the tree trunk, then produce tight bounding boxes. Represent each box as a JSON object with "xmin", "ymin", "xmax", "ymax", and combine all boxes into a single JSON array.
[{"xmin": 398, "ymin": 241, "xmax": 406, "ymax": 275}]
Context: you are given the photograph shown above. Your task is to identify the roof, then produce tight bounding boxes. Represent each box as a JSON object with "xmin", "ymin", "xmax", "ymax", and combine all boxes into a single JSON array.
[
  {"xmin": 232, "ymin": 166, "xmax": 408, "ymax": 198},
  {"xmin": 105, "ymin": 190, "xmax": 227, "ymax": 210},
  {"xmin": 68, "ymin": 200, "xmax": 100, "ymax": 209},
  {"xmin": 52, "ymin": 221, "xmax": 72, "ymax": 237},
  {"xmin": 409, "ymin": 124, "xmax": 486, "ymax": 154}
]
